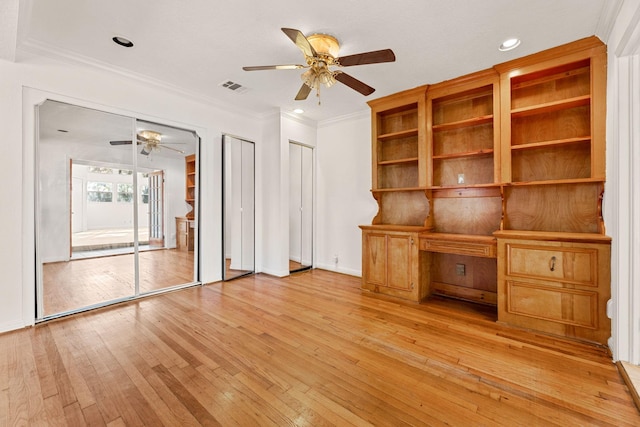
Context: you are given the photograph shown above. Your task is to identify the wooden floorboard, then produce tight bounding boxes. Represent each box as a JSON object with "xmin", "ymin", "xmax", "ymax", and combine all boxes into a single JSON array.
[
  {"xmin": 42, "ymin": 249, "xmax": 195, "ymax": 316},
  {"xmin": 2, "ymin": 269, "xmax": 639, "ymax": 426}
]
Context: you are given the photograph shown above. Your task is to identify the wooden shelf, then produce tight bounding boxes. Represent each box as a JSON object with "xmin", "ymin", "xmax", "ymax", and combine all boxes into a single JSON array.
[
  {"xmin": 378, "ymin": 128, "xmax": 419, "ymax": 140},
  {"xmin": 511, "ymin": 65, "xmax": 590, "ymax": 90},
  {"xmin": 378, "ymin": 157, "xmax": 419, "ymax": 166},
  {"xmin": 185, "ymin": 154, "xmax": 196, "ymax": 220},
  {"xmin": 371, "ymin": 187, "xmax": 426, "ymax": 193},
  {"xmin": 360, "ymin": 224, "xmax": 429, "ymax": 232},
  {"xmin": 511, "ymin": 137, "xmax": 590, "ymax": 151},
  {"xmin": 429, "ymin": 183, "xmax": 501, "ymax": 191},
  {"xmin": 432, "ymin": 115, "xmax": 493, "ymax": 131},
  {"xmin": 511, "ymin": 95, "xmax": 590, "ymax": 118},
  {"xmin": 433, "ymin": 149, "xmax": 493, "ymax": 160},
  {"xmin": 494, "ymin": 229, "xmax": 611, "ymax": 243},
  {"xmin": 506, "ymin": 177, "xmax": 604, "ymax": 186}
]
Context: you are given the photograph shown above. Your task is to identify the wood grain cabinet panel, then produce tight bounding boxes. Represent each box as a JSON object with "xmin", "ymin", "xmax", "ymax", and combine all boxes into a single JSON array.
[
  {"xmin": 363, "ymin": 232, "xmax": 387, "ymax": 287},
  {"xmin": 506, "ymin": 243, "xmax": 597, "ymax": 286},
  {"xmin": 361, "ymin": 227, "xmax": 429, "ymax": 302},
  {"xmin": 497, "ymin": 236, "xmax": 610, "ymax": 344},
  {"xmin": 506, "ymin": 281, "xmax": 597, "ymax": 329}
]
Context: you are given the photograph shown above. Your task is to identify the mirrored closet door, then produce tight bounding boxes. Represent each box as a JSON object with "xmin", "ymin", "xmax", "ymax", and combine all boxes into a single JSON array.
[
  {"xmin": 36, "ymin": 100, "xmax": 199, "ymax": 319},
  {"xmin": 222, "ymin": 135, "xmax": 255, "ymax": 280},
  {"xmin": 289, "ymin": 142, "xmax": 313, "ymax": 273}
]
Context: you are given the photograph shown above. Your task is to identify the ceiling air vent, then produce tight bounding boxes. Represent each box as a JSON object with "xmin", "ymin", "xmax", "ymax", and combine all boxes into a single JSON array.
[{"xmin": 220, "ymin": 80, "xmax": 248, "ymax": 94}]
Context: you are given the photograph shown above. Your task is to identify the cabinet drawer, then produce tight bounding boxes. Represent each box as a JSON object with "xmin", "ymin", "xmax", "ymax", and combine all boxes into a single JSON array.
[
  {"xmin": 506, "ymin": 280, "xmax": 597, "ymax": 329},
  {"xmin": 505, "ymin": 243, "xmax": 597, "ymax": 287},
  {"xmin": 420, "ymin": 238, "xmax": 496, "ymax": 258}
]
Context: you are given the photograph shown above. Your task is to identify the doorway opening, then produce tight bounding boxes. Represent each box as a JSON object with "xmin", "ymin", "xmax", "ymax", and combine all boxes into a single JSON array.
[{"xmin": 70, "ymin": 160, "xmax": 163, "ymax": 259}]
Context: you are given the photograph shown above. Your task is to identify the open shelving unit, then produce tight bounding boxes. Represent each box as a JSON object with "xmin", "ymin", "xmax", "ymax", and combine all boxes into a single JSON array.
[
  {"xmin": 494, "ymin": 37, "xmax": 609, "ymax": 344},
  {"xmin": 360, "ymin": 86, "xmax": 430, "ymax": 302},
  {"xmin": 185, "ymin": 154, "xmax": 196, "ymax": 220},
  {"xmin": 360, "ymin": 36, "xmax": 611, "ymax": 345},
  {"xmin": 422, "ymin": 69, "xmax": 502, "ymax": 306}
]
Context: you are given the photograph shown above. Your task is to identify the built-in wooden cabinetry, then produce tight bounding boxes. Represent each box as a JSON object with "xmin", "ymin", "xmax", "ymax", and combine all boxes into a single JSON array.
[
  {"xmin": 493, "ymin": 37, "xmax": 609, "ymax": 344},
  {"xmin": 360, "ymin": 227, "xmax": 429, "ymax": 301},
  {"xmin": 176, "ymin": 154, "xmax": 196, "ymax": 252},
  {"xmin": 361, "ymin": 37, "xmax": 610, "ymax": 344},
  {"xmin": 360, "ymin": 86, "xmax": 430, "ymax": 302},
  {"xmin": 175, "ymin": 216, "xmax": 194, "ymax": 251},
  {"xmin": 185, "ymin": 154, "xmax": 196, "ymax": 220},
  {"xmin": 422, "ymin": 69, "xmax": 502, "ymax": 305}
]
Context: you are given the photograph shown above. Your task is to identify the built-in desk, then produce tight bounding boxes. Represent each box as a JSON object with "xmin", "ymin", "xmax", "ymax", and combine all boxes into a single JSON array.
[{"xmin": 418, "ymin": 233, "xmax": 498, "ymax": 305}]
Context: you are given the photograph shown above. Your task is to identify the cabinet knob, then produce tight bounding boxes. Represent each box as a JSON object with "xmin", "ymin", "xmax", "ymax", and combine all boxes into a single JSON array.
[{"xmin": 549, "ymin": 256, "xmax": 557, "ymax": 272}]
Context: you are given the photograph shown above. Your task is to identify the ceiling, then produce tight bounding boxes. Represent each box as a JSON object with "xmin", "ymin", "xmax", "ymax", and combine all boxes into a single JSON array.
[
  {"xmin": 38, "ymin": 100, "xmax": 198, "ymax": 157},
  {"xmin": 14, "ymin": 0, "xmax": 610, "ymax": 122}
]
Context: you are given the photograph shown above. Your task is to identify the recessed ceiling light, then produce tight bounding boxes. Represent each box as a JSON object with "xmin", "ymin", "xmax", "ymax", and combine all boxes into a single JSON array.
[
  {"xmin": 499, "ymin": 38, "xmax": 521, "ymax": 52},
  {"xmin": 112, "ymin": 36, "xmax": 134, "ymax": 48},
  {"xmin": 293, "ymin": 108, "xmax": 305, "ymax": 114}
]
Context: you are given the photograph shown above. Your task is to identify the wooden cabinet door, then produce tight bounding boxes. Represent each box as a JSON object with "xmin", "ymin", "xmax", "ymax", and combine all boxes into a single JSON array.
[
  {"xmin": 387, "ymin": 234, "xmax": 413, "ymax": 291},
  {"xmin": 364, "ymin": 232, "xmax": 387, "ymax": 287},
  {"xmin": 497, "ymin": 237, "xmax": 611, "ymax": 345}
]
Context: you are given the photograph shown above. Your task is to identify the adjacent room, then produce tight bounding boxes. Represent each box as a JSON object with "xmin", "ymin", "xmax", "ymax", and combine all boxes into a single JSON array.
[
  {"xmin": 37, "ymin": 100, "xmax": 199, "ymax": 316},
  {"xmin": 2, "ymin": 0, "xmax": 640, "ymax": 425}
]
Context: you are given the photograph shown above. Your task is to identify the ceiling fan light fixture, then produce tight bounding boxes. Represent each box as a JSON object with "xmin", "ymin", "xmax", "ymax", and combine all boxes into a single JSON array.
[
  {"xmin": 307, "ymin": 33, "xmax": 340, "ymax": 57},
  {"xmin": 139, "ymin": 130, "xmax": 161, "ymax": 142}
]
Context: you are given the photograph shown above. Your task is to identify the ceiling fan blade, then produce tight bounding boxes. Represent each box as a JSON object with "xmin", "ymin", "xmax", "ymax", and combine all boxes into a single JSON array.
[
  {"xmin": 109, "ymin": 140, "xmax": 133, "ymax": 146},
  {"xmin": 281, "ymin": 28, "xmax": 317, "ymax": 58},
  {"xmin": 295, "ymin": 83, "xmax": 312, "ymax": 101},
  {"xmin": 140, "ymin": 146, "xmax": 151, "ymax": 156},
  {"xmin": 334, "ymin": 72, "xmax": 375, "ymax": 96},
  {"xmin": 338, "ymin": 49, "xmax": 396, "ymax": 67},
  {"xmin": 243, "ymin": 64, "xmax": 305, "ymax": 71},
  {"xmin": 159, "ymin": 144, "xmax": 186, "ymax": 154}
]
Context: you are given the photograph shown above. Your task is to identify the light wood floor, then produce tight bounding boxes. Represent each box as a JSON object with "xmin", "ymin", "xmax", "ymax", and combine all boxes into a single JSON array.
[
  {"xmin": 3, "ymin": 269, "xmax": 639, "ymax": 425},
  {"xmin": 43, "ymin": 249, "xmax": 195, "ymax": 316}
]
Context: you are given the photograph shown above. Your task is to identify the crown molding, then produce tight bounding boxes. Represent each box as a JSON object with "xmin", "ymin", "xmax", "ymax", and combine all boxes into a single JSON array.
[
  {"xmin": 318, "ymin": 109, "xmax": 369, "ymax": 128},
  {"xmin": 17, "ymin": 38, "xmax": 265, "ymax": 120}
]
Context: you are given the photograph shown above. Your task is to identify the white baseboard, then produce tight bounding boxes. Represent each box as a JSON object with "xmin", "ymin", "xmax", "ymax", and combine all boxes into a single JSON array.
[
  {"xmin": 0, "ymin": 319, "xmax": 31, "ymax": 334},
  {"xmin": 259, "ymin": 267, "xmax": 289, "ymax": 277},
  {"xmin": 315, "ymin": 263, "xmax": 361, "ymax": 277}
]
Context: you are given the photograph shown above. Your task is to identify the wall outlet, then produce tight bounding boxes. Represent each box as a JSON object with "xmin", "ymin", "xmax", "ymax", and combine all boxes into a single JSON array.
[
  {"xmin": 457, "ymin": 173, "xmax": 465, "ymax": 184},
  {"xmin": 455, "ymin": 263, "xmax": 466, "ymax": 276}
]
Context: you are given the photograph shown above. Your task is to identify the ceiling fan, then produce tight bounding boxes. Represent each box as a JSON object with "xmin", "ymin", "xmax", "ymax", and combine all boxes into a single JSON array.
[
  {"xmin": 243, "ymin": 28, "xmax": 395, "ymax": 103},
  {"xmin": 109, "ymin": 130, "xmax": 185, "ymax": 155}
]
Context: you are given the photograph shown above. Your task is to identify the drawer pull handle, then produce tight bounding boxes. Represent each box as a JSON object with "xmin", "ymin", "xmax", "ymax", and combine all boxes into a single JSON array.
[{"xmin": 549, "ymin": 256, "xmax": 556, "ymax": 272}]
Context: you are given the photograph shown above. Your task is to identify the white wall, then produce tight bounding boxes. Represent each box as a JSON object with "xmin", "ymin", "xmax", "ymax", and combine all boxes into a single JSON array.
[
  {"xmin": 602, "ymin": 0, "xmax": 640, "ymax": 363},
  {"xmin": 0, "ymin": 52, "xmax": 264, "ymax": 332},
  {"xmin": 259, "ymin": 112, "xmax": 318, "ymax": 276},
  {"xmin": 316, "ymin": 112, "xmax": 378, "ymax": 276}
]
